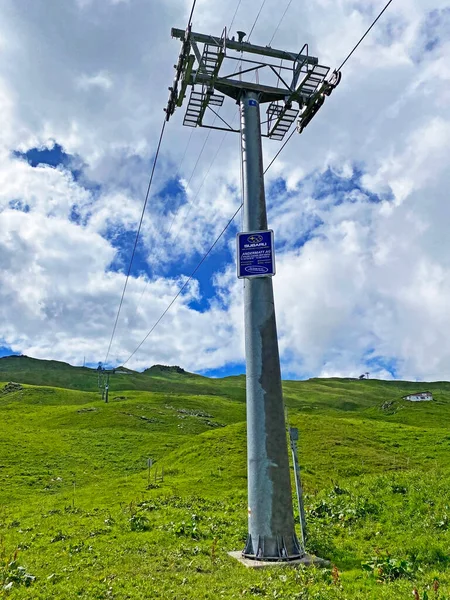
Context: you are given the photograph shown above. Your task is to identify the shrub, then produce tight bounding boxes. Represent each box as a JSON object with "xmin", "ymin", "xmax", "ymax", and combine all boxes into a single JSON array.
[
  {"xmin": 169, "ymin": 514, "xmax": 203, "ymax": 539},
  {"xmin": 129, "ymin": 514, "xmax": 150, "ymax": 532},
  {"xmin": 1, "ymin": 549, "xmax": 36, "ymax": 591},
  {"xmin": 362, "ymin": 553, "xmax": 415, "ymax": 582}
]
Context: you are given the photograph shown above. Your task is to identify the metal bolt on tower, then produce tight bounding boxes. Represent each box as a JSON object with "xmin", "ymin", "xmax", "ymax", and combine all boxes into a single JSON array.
[{"xmin": 166, "ymin": 24, "xmax": 340, "ymax": 561}]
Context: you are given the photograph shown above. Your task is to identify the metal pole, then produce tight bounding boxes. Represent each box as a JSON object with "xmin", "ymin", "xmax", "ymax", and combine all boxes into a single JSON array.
[
  {"xmin": 240, "ymin": 89, "xmax": 302, "ymax": 561},
  {"xmin": 289, "ymin": 428, "xmax": 307, "ymax": 548}
]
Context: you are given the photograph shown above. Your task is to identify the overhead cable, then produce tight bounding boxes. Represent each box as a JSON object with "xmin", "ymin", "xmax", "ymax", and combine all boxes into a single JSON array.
[
  {"xmin": 118, "ymin": 0, "xmax": 395, "ymax": 365},
  {"xmin": 172, "ymin": 132, "xmax": 228, "ymax": 234},
  {"xmin": 264, "ymin": 129, "xmax": 295, "ymax": 174},
  {"xmin": 248, "ymin": 0, "xmax": 267, "ymax": 41},
  {"xmin": 103, "ymin": 119, "xmax": 167, "ymax": 366},
  {"xmin": 135, "ymin": 128, "xmax": 194, "ymax": 310},
  {"xmin": 136, "ymin": 118, "xmax": 220, "ymax": 315},
  {"xmin": 105, "ymin": 0, "xmax": 200, "ymax": 364},
  {"xmin": 188, "ymin": 0, "xmax": 197, "ymax": 27},
  {"xmin": 121, "ymin": 124, "xmax": 285, "ymax": 367},
  {"xmin": 169, "ymin": 108, "xmax": 240, "ymax": 241},
  {"xmin": 268, "ymin": 0, "xmax": 293, "ymax": 46},
  {"xmin": 228, "ymin": 0, "xmax": 242, "ymax": 33},
  {"xmin": 263, "ymin": 0, "xmax": 395, "ymax": 174},
  {"xmin": 174, "ymin": 128, "xmax": 195, "ymax": 180},
  {"xmin": 337, "ymin": 0, "xmax": 394, "ymax": 71},
  {"xmin": 121, "ymin": 203, "xmax": 243, "ymax": 367},
  {"xmin": 166, "ymin": 127, "xmax": 214, "ymax": 238}
]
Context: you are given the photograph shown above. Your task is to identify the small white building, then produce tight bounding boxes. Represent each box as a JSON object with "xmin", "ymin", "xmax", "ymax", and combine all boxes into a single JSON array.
[{"xmin": 402, "ymin": 391, "xmax": 433, "ymax": 402}]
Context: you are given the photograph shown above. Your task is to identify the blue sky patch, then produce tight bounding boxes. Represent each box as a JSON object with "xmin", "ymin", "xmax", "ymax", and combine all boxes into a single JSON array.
[
  {"xmin": 70, "ymin": 205, "xmax": 83, "ymax": 225},
  {"xmin": 13, "ymin": 142, "xmax": 84, "ymax": 182},
  {"xmin": 267, "ymin": 176, "xmax": 287, "ymax": 199},
  {"xmin": 156, "ymin": 177, "xmax": 187, "ymax": 217},
  {"xmin": 9, "ymin": 199, "xmax": 30, "ymax": 213},
  {"xmin": 200, "ymin": 363, "xmax": 245, "ymax": 378},
  {"xmin": 183, "ymin": 253, "xmax": 230, "ymax": 312},
  {"xmin": 313, "ymin": 166, "xmax": 387, "ymax": 206},
  {"xmin": 418, "ymin": 8, "xmax": 450, "ymax": 59},
  {"xmin": 14, "ymin": 143, "xmax": 71, "ymax": 168},
  {"xmin": 172, "ymin": 219, "xmax": 239, "ymax": 313},
  {"xmin": 107, "ymin": 225, "xmax": 148, "ymax": 277},
  {"xmin": 363, "ymin": 351, "xmax": 399, "ymax": 379},
  {"xmin": 0, "ymin": 346, "xmax": 19, "ymax": 359}
]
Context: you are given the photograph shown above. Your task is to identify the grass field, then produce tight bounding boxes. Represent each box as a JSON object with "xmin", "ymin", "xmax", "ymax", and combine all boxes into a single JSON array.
[{"xmin": 1, "ymin": 357, "xmax": 450, "ymax": 598}]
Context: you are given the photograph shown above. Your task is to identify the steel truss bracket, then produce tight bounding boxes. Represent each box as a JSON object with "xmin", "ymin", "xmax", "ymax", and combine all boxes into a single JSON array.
[
  {"xmin": 265, "ymin": 63, "xmax": 333, "ymax": 140},
  {"xmin": 266, "ymin": 102, "xmax": 299, "ymax": 141},
  {"xmin": 183, "ymin": 86, "xmax": 225, "ymax": 127},
  {"xmin": 291, "ymin": 44, "xmax": 310, "ymax": 90},
  {"xmin": 171, "ymin": 27, "xmax": 316, "ymax": 65},
  {"xmin": 168, "ymin": 24, "xmax": 336, "ymax": 140},
  {"xmin": 296, "ymin": 70, "xmax": 341, "ymax": 134},
  {"xmin": 177, "ymin": 55, "xmax": 195, "ymax": 107},
  {"xmin": 165, "ymin": 25, "xmax": 193, "ymax": 121}
]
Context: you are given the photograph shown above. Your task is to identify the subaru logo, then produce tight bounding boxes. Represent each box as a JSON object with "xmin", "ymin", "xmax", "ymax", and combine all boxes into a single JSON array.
[
  {"xmin": 247, "ymin": 234, "xmax": 263, "ymax": 244},
  {"xmin": 245, "ymin": 266, "xmax": 269, "ymax": 274}
]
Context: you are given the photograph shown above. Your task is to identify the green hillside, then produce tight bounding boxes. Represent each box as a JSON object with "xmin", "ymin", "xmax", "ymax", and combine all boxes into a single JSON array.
[
  {"xmin": 1, "ymin": 357, "xmax": 449, "ymax": 599},
  {"xmin": 0, "ymin": 356, "xmax": 245, "ymax": 399}
]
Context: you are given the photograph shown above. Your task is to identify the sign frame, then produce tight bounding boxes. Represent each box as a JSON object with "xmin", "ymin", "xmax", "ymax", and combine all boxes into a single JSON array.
[{"xmin": 237, "ymin": 229, "xmax": 276, "ymax": 279}]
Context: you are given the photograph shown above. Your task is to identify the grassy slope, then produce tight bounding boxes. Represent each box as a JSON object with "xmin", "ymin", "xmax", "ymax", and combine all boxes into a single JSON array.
[
  {"xmin": 1, "ymin": 360, "xmax": 450, "ymax": 598},
  {"xmin": 0, "ymin": 356, "xmax": 245, "ymax": 398}
]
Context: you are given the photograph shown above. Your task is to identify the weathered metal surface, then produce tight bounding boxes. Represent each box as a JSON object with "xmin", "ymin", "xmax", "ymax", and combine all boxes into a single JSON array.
[{"xmin": 240, "ymin": 90, "xmax": 301, "ymax": 560}]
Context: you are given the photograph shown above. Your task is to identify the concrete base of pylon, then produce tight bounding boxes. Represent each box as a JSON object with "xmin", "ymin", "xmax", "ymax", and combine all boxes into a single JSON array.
[{"xmin": 228, "ymin": 551, "xmax": 330, "ymax": 569}]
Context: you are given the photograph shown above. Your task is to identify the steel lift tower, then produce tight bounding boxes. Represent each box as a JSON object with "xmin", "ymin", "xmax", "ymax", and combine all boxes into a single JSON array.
[{"xmin": 165, "ymin": 25, "xmax": 340, "ymax": 561}]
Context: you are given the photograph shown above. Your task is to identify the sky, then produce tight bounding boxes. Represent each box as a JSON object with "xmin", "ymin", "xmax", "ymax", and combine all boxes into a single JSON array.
[{"xmin": 0, "ymin": 0, "xmax": 450, "ymax": 380}]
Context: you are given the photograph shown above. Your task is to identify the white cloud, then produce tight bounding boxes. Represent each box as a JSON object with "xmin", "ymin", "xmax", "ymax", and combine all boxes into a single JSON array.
[
  {"xmin": 0, "ymin": 204, "xmax": 240, "ymax": 372},
  {"xmin": 0, "ymin": 157, "xmax": 92, "ymax": 218},
  {"xmin": 0, "ymin": 0, "xmax": 449, "ymax": 380},
  {"xmin": 76, "ymin": 71, "xmax": 113, "ymax": 90}
]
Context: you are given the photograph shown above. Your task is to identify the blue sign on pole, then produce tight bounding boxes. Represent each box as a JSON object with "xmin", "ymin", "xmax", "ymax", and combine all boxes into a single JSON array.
[{"xmin": 237, "ymin": 230, "xmax": 276, "ymax": 278}]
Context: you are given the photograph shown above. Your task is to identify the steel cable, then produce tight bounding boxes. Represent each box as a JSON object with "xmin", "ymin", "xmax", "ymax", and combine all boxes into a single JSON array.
[
  {"xmin": 103, "ymin": 0, "xmax": 200, "ymax": 365},
  {"xmin": 117, "ymin": 0, "xmax": 396, "ymax": 366},
  {"xmin": 103, "ymin": 119, "xmax": 166, "ymax": 366}
]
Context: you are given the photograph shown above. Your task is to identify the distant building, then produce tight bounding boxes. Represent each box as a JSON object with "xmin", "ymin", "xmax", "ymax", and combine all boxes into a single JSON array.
[{"xmin": 402, "ymin": 391, "xmax": 433, "ymax": 402}]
